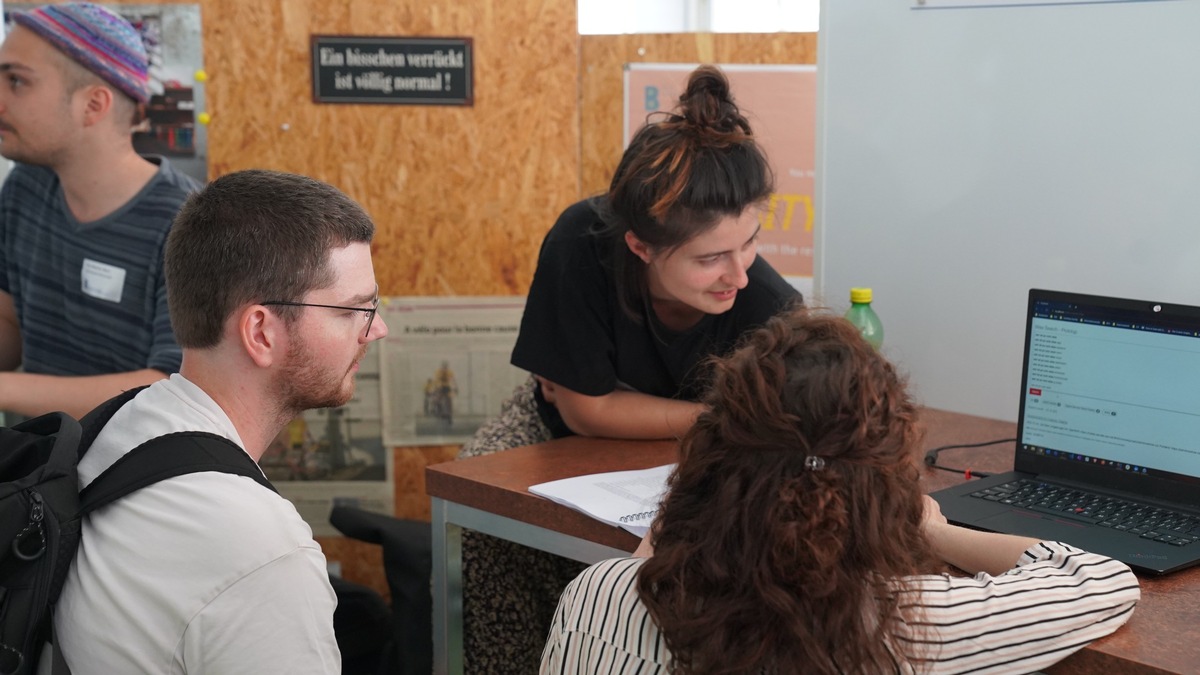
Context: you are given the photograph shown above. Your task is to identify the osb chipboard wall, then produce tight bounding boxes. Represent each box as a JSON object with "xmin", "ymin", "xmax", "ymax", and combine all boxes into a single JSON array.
[
  {"xmin": 580, "ymin": 33, "xmax": 818, "ymax": 198},
  {"xmin": 197, "ymin": 0, "xmax": 578, "ymax": 298}
]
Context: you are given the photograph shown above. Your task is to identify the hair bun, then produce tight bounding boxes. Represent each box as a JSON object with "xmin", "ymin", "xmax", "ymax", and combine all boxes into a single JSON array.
[{"xmin": 677, "ymin": 65, "xmax": 752, "ymax": 137}]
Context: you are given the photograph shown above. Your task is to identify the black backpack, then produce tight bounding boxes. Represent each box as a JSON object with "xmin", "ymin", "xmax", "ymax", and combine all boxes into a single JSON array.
[{"xmin": 0, "ymin": 388, "xmax": 276, "ymax": 674}]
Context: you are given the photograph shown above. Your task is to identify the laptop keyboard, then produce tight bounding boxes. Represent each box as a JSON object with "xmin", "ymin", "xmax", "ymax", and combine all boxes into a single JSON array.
[{"xmin": 970, "ymin": 479, "xmax": 1200, "ymax": 547}]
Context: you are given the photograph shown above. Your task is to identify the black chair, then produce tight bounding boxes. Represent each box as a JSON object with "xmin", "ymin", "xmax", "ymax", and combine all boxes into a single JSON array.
[
  {"xmin": 330, "ymin": 574, "xmax": 393, "ymax": 674},
  {"xmin": 330, "ymin": 506, "xmax": 432, "ymax": 675}
]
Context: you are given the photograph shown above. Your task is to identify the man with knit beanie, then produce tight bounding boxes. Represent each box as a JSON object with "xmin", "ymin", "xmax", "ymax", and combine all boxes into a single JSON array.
[{"xmin": 0, "ymin": 2, "xmax": 201, "ymax": 420}]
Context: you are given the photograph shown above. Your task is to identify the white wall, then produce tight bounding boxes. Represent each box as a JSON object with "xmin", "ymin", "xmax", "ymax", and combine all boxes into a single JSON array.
[
  {"xmin": 578, "ymin": 0, "xmax": 818, "ymax": 34},
  {"xmin": 816, "ymin": 0, "xmax": 1200, "ymax": 421}
]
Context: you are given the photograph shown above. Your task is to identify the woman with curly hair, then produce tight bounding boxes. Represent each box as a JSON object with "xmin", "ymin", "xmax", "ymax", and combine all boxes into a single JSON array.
[{"xmin": 542, "ymin": 308, "xmax": 1140, "ymax": 674}]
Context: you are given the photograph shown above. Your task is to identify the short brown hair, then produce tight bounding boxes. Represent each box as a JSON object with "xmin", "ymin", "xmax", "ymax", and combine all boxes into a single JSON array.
[
  {"xmin": 165, "ymin": 169, "xmax": 375, "ymax": 348},
  {"xmin": 55, "ymin": 54, "xmax": 142, "ymax": 128}
]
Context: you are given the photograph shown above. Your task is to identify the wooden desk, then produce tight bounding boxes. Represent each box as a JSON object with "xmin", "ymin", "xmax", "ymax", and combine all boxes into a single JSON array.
[{"xmin": 427, "ymin": 408, "xmax": 1200, "ymax": 675}]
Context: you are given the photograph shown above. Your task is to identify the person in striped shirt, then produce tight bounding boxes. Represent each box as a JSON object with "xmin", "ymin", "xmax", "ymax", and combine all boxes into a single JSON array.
[
  {"xmin": 542, "ymin": 308, "xmax": 1140, "ymax": 674},
  {"xmin": 0, "ymin": 3, "xmax": 201, "ymax": 419}
]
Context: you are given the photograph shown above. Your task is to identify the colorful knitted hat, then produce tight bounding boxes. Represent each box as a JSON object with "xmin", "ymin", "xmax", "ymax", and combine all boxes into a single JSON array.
[{"xmin": 13, "ymin": 3, "xmax": 151, "ymax": 104}]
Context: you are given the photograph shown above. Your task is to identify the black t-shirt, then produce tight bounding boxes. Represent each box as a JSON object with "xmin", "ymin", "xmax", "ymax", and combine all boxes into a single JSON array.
[{"xmin": 512, "ymin": 199, "xmax": 801, "ymax": 437}]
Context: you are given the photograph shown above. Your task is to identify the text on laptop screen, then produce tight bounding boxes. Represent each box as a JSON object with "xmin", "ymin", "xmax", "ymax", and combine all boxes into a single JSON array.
[{"xmin": 1021, "ymin": 299, "xmax": 1200, "ymax": 481}]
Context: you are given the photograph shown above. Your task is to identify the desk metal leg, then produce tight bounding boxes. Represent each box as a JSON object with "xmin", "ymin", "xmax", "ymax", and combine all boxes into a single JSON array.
[
  {"xmin": 431, "ymin": 497, "xmax": 463, "ymax": 675},
  {"xmin": 431, "ymin": 497, "xmax": 629, "ymax": 674}
]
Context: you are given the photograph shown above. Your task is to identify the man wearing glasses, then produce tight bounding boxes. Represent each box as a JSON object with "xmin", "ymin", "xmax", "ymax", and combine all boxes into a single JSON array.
[{"xmin": 53, "ymin": 169, "xmax": 387, "ymax": 673}]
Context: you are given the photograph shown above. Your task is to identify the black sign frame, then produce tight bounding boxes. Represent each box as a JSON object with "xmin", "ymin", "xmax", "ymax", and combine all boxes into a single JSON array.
[{"xmin": 311, "ymin": 35, "xmax": 474, "ymax": 106}]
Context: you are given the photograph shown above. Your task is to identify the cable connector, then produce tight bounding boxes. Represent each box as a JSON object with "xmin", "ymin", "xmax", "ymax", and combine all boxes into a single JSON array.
[{"xmin": 922, "ymin": 437, "xmax": 1014, "ymax": 480}]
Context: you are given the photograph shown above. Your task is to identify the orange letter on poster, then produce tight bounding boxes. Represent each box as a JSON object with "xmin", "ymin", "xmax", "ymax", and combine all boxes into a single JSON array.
[{"xmin": 759, "ymin": 194, "xmax": 813, "ymax": 232}]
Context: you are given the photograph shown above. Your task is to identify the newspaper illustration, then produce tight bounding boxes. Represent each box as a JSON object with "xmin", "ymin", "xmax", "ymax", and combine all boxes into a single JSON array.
[
  {"xmin": 260, "ymin": 341, "xmax": 393, "ymax": 536},
  {"xmin": 380, "ymin": 297, "xmax": 528, "ymax": 446}
]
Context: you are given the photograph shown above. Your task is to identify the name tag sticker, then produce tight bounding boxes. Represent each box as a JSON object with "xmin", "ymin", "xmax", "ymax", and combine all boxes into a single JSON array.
[{"xmin": 80, "ymin": 258, "xmax": 126, "ymax": 303}]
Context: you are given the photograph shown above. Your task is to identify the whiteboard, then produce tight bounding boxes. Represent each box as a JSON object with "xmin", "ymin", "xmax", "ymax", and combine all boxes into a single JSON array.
[{"xmin": 815, "ymin": 0, "xmax": 1200, "ymax": 421}]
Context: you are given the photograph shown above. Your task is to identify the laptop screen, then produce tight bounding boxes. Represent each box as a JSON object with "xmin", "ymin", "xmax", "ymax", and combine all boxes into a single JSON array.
[{"xmin": 1016, "ymin": 290, "xmax": 1200, "ymax": 499}]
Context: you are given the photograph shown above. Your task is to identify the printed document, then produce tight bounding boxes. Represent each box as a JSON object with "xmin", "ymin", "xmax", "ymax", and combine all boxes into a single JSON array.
[{"xmin": 528, "ymin": 464, "xmax": 674, "ymax": 537}]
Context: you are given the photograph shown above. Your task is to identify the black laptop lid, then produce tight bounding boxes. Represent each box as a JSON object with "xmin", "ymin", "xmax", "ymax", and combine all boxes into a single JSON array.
[{"xmin": 1014, "ymin": 289, "xmax": 1200, "ymax": 510}]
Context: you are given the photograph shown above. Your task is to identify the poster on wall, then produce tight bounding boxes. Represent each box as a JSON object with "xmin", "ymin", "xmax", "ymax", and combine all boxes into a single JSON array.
[
  {"xmin": 378, "ymin": 297, "xmax": 528, "ymax": 447},
  {"xmin": 624, "ymin": 64, "xmax": 816, "ymax": 300},
  {"xmin": 3, "ymin": 3, "xmax": 208, "ymax": 184},
  {"xmin": 260, "ymin": 341, "xmax": 394, "ymax": 537}
]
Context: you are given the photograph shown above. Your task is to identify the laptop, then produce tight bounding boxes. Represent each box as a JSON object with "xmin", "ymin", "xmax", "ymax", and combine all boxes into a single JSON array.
[{"xmin": 931, "ymin": 288, "xmax": 1200, "ymax": 575}]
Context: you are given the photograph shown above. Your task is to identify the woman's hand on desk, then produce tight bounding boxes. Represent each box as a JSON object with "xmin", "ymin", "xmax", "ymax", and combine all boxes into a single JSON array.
[
  {"xmin": 921, "ymin": 495, "xmax": 1041, "ymax": 577},
  {"xmin": 921, "ymin": 495, "xmax": 948, "ymax": 528}
]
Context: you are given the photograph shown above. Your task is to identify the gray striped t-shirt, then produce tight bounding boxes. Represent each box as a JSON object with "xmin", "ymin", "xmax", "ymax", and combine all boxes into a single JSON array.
[{"xmin": 0, "ymin": 157, "xmax": 201, "ymax": 376}]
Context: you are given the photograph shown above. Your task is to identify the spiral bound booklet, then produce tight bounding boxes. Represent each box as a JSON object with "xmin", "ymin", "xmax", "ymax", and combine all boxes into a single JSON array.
[{"xmin": 528, "ymin": 463, "xmax": 675, "ymax": 538}]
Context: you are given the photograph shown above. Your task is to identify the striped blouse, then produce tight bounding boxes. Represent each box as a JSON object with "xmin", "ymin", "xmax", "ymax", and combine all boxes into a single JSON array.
[{"xmin": 540, "ymin": 541, "xmax": 1139, "ymax": 674}]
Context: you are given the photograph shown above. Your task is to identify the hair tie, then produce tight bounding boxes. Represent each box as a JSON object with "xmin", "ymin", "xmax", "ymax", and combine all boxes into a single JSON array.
[{"xmin": 804, "ymin": 456, "xmax": 826, "ymax": 471}]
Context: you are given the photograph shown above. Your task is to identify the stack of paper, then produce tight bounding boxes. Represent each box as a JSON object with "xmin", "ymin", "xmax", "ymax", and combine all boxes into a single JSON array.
[{"xmin": 528, "ymin": 463, "xmax": 675, "ymax": 537}]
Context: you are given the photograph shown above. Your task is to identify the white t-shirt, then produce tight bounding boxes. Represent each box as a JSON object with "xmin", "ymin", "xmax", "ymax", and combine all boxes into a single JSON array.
[{"xmin": 54, "ymin": 374, "xmax": 341, "ymax": 674}]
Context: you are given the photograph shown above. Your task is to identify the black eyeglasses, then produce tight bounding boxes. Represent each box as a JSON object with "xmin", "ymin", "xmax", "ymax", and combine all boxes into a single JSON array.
[{"xmin": 262, "ymin": 287, "xmax": 380, "ymax": 338}]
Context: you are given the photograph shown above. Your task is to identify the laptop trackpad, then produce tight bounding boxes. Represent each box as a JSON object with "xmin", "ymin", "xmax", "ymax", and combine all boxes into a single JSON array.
[{"xmin": 976, "ymin": 509, "xmax": 1091, "ymax": 544}]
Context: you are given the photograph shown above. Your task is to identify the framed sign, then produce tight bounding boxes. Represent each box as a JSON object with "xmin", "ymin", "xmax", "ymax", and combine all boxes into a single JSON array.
[{"xmin": 311, "ymin": 35, "xmax": 473, "ymax": 105}]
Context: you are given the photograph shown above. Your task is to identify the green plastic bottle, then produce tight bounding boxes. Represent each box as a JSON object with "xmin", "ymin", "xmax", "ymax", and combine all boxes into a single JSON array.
[{"xmin": 845, "ymin": 287, "xmax": 884, "ymax": 349}]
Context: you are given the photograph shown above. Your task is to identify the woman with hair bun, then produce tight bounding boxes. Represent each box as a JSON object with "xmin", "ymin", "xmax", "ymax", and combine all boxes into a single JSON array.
[
  {"xmin": 457, "ymin": 65, "xmax": 800, "ymax": 672},
  {"xmin": 542, "ymin": 308, "xmax": 1141, "ymax": 675}
]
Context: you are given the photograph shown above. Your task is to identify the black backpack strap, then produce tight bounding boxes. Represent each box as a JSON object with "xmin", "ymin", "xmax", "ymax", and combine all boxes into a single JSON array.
[
  {"xmin": 2, "ymin": 410, "xmax": 82, "ymax": 479},
  {"xmin": 79, "ymin": 431, "xmax": 278, "ymax": 515}
]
